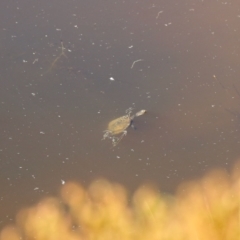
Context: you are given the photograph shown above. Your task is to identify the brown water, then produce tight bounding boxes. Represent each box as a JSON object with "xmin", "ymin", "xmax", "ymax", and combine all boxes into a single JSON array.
[{"xmin": 1, "ymin": 0, "xmax": 240, "ymax": 229}]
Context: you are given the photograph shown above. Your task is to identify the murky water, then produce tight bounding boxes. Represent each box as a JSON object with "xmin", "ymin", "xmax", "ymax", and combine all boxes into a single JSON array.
[{"xmin": 1, "ymin": 0, "xmax": 240, "ymax": 229}]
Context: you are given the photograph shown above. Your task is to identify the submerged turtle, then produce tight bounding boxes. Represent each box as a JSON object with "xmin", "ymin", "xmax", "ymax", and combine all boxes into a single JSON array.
[{"xmin": 102, "ymin": 108, "xmax": 146, "ymax": 146}]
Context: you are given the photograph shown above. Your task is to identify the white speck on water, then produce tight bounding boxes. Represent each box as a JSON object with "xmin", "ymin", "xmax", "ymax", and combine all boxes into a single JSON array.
[
  {"xmin": 109, "ymin": 77, "xmax": 115, "ymax": 81},
  {"xmin": 211, "ymin": 105, "xmax": 215, "ymax": 107},
  {"xmin": 31, "ymin": 93, "xmax": 36, "ymax": 96},
  {"xmin": 74, "ymin": 25, "xmax": 78, "ymax": 28},
  {"xmin": 32, "ymin": 175, "xmax": 35, "ymax": 179},
  {"xmin": 128, "ymin": 45, "xmax": 133, "ymax": 48},
  {"xmin": 34, "ymin": 187, "xmax": 39, "ymax": 190},
  {"xmin": 141, "ymin": 140, "xmax": 144, "ymax": 143},
  {"xmin": 164, "ymin": 22, "xmax": 172, "ymax": 26},
  {"xmin": 40, "ymin": 131, "xmax": 45, "ymax": 134},
  {"xmin": 131, "ymin": 149, "xmax": 134, "ymax": 152},
  {"xmin": 116, "ymin": 156, "xmax": 120, "ymax": 159},
  {"xmin": 61, "ymin": 180, "xmax": 65, "ymax": 185},
  {"xmin": 56, "ymin": 28, "xmax": 61, "ymax": 31},
  {"xmin": 23, "ymin": 60, "xmax": 27, "ymax": 63}
]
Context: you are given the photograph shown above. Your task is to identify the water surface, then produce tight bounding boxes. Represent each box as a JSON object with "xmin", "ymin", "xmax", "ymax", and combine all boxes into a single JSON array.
[{"xmin": 1, "ymin": 0, "xmax": 240, "ymax": 229}]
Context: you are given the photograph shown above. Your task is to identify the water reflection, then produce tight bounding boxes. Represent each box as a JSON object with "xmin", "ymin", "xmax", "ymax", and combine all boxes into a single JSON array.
[{"xmin": 1, "ymin": 162, "xmax": 240, "ymax": 240}]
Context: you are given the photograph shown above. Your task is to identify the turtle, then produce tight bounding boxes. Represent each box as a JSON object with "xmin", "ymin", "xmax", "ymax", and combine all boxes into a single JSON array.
[{"xmin": 102, "ymin": 107, "xmax": 146, "ymax": 146}]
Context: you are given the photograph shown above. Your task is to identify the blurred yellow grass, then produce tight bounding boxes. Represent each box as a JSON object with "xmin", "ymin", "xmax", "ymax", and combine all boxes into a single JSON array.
[{"xmin": 1, "ymin": 162, "xmax": 240, "ymax": 240}]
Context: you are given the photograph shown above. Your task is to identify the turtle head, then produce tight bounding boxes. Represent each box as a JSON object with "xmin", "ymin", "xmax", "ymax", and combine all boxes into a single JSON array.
[{"xmin": 135, "ymin": 109, "xmax": 146, "ymax": 117}]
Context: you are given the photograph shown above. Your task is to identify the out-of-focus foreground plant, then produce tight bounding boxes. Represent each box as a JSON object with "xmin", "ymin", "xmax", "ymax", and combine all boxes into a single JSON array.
[{"xmin": 1, "ymin": 162, "xmax": 240, "ymax": 240}]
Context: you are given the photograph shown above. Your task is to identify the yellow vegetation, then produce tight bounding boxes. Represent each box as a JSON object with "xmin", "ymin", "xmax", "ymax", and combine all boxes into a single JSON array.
[{"xmin": 1, "ymin": 162, "xmax": 240, "ymax": 240}]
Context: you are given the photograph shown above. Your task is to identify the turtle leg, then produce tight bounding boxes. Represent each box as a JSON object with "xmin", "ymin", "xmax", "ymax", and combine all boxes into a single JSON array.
[
  {"xmin": 102, "ymin": 130, "xmax": 112, "ymax": 140},
  {"xmin": 112, "ymin": 131, "xmax": 127, "ymax": 146},
  {"xmin": 125, "ymin": 107, "xmax": 133, "ymax": 117}
]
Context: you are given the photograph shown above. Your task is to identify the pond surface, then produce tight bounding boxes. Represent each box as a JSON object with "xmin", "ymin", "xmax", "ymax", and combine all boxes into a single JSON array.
[{"xmin": 1, "ymin": 0, "xmax": 240, "ymax": 229}]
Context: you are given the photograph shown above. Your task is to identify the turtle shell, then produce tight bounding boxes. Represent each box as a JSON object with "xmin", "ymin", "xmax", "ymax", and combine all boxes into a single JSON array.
[{"xmin": 107, "ymin": 115, "xmax": 131, "ymax": 135}]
